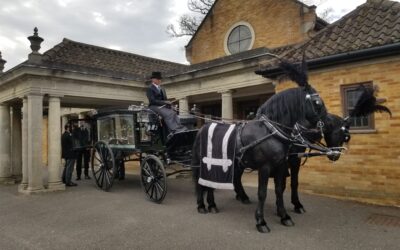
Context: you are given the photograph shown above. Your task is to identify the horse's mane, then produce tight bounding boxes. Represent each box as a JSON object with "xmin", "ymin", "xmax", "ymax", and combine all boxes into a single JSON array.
[{"xmin": 256, "ymin": 88, "xmax": 306, "ymax": 127}]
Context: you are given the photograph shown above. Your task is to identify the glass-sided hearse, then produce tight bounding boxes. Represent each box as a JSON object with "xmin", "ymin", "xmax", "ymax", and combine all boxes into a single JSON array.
[{"xmin": 75, "ymin": 105, "xmax": 198, "ymax": 203}]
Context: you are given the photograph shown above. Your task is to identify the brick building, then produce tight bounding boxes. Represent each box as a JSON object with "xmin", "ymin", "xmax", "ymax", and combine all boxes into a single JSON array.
[{"xmin": 165, "ymin": 0, "xmax": 400, "ymax": 206}]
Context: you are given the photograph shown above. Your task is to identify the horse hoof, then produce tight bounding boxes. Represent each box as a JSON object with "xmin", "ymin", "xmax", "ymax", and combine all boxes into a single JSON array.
[
  {"xmin": 256, "ymin": 224, "xmax": 271, "ymax": 233},
  {"xmin": 294, "ymin": 207, "xmax": 306, "ymax": 214},
  {"xmin": 235, "ymin": 195, "xmax": 251, "ymax": 204},
  {"xmin": 208, "ymin": 206, "xmax": 219, "ymax": 214},
  {"xmin": 241, "ymin": 199, "xmax": 251, "ymax": 204},
  {"xmin": 281, "ymin": 218, "xmax": 295, "ymax": 227},
  {"xmin": 197, "ymin": 207, "xmax": 208, "ymax": 214}
]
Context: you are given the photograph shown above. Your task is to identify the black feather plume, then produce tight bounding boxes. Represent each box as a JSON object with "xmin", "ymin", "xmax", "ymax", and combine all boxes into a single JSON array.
[
  {"xmin": 350, "ymin": 85, "xmax": 392, "ymax": 117},
  {"xmin": 278, "ymin": 59, "xmax": 309, "ymax": 88}
]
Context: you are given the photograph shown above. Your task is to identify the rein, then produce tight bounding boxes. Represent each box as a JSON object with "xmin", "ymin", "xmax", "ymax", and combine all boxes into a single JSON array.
[{"xmin": 237, "ymin": 115, "xmax": 345, "ymax": 161}]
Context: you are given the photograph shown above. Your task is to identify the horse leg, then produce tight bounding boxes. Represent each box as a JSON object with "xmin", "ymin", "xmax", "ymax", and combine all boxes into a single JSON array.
[
  {"xmin": 274, "ymin": 174, "xmax": 295, "ymax": 226},
  {"xmin": 255, "ymin": 166, "xmax": 271, "ymax": 233},
  {"xmin": 206, "ymin": 188, "xmax": 219, "ymax": 213},
  {"xmin": 195, "ymin": 181, "xmax": 208, "ymax": 214},
  {"xmin": 234, "ymin": 163, "xmax": 251, "ymax": 204},
  {"xmin": 191, "ymin": 135, "xmax": 208, "ymax": 214},
  {"xmin": 289, "ymin": 157, "xmax": 306, "ymax": 214}
]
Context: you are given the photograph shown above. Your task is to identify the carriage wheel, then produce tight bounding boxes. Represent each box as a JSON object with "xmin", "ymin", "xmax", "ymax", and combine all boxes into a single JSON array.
[
  {"xmin": 140, "ymin": 155, "xmax": 167, "ymax": 203},
  {"xmin": 91, "ymin": 141, "xmax": 116, "ymax": 191}
]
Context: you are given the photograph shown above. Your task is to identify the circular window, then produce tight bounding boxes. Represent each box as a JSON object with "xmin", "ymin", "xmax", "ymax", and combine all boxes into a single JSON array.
[{"xmin": 226, "ymin": 24, "xmax": 253, "ymax": 54}]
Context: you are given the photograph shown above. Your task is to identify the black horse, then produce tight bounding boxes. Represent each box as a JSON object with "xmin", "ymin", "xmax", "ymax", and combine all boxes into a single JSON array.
[
  {"xmin": 235, "ymin": 84, "xmax": 391, "ymax": 217},
  {"xmin": 234, "ymin": 113, "xmax": 351, "ymax": 216},
  {"xmin": 192, "ymin": 60, "xmax": 330, "ymax": 233},
  {"xmin": 272, "ymin": 84, "xmax": 391, "ymax": 215}
]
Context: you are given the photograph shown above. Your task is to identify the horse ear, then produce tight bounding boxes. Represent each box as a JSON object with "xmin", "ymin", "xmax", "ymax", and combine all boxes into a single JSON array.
[{"xmin": 350, "ymin": 85, "xmax": 392, "ymax": 117}]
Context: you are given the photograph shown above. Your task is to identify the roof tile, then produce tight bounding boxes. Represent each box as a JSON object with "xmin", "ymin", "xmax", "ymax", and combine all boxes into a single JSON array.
[
  {"xmin": 41, "ymin": 38, "xmax": 187, "ymax": 80},
  {"xmin": 284, "ymin": 0, "xmax": 400, "ymax": 62}
]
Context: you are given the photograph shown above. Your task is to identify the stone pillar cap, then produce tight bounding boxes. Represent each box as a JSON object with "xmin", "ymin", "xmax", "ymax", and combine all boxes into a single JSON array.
[{"xmin": 0, "ymin": 51, "xmax": 6, "ymax": 73}]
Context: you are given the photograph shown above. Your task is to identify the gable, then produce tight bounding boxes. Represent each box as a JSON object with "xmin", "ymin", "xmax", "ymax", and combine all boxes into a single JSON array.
[{"xmin": 186, "ymin": 0, "xmax": 322, "ymax": 64}]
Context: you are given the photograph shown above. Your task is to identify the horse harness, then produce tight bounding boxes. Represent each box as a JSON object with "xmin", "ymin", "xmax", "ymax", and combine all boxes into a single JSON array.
[{"xmin": 235, "ymin": 115, "xmax": 342, "ymax": 165}]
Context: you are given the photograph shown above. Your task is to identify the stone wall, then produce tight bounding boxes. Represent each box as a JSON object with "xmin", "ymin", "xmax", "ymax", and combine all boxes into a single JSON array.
[
  {"xmin": 275, "ymin": 58, "xmax": 400, "ymax": 206},
  {"xmin": 187, "ymin": 0, "xmax": 316, "ymax": 63}
]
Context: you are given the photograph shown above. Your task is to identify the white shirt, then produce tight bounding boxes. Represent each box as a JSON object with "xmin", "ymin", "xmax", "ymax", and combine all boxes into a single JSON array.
[{"xmin": 152, "ymin": 82, "xmax": 161, "ymax": 91}]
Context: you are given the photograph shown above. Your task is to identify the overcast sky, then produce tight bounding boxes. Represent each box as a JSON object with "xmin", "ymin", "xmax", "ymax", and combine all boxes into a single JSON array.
[{"xmin": 0, "ymin": 0, "xmax": 381, "ymax": 71}]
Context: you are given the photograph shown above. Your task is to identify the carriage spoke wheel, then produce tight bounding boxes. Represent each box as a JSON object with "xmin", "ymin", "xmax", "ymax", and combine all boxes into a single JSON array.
[
  {"xmin": 140, "ymin": 155, "xmax": 167, "ymax": 203},
  {"xmin": 91, "ymin": 141, "xmax": 116, "ymax": 191}
]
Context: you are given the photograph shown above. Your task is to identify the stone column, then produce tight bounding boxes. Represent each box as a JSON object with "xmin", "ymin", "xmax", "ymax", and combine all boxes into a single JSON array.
[
  {"xmin": 61, "ymin": 115, "xmax": 68, "ymax": 131},
  {"xmin": 11, "ymin": 105, "xmax": 22, "ymax": 179},
  {"xmin": 221, "ymin": 90, "xmax": 233, "ymax": 121},
  {"xmin": 178, "ymin": 97, "xmax": 189, "ymax": 115},
  {"xmin": 0, "ymin": 104, "xmax": 14, "ymax": 184},
  {"xmin": 26, "ymin": 94, "xmax": 45, "ymax": 193},
  {"xmin": 19, "ymin": 98, "xmax": 28, "ymax": 191},
  {"xmin": 47, "ymin": 96, "xmax": 65, "ymax": 191}
]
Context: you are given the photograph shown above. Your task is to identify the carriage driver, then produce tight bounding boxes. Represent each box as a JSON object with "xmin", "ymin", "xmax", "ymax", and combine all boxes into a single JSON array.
[{"xmin": 146, "ymin": 71, "xmax": 187, "ymax": 136}]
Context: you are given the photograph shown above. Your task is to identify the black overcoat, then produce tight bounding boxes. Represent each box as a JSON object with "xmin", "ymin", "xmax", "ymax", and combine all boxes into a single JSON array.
[
  {"xmin": 146, "ymin": 84, "xmax": 168, "ymax": 106},
  {"xmin": 61, "ymin": 131, "xmax": 75, "ymax": 159}
]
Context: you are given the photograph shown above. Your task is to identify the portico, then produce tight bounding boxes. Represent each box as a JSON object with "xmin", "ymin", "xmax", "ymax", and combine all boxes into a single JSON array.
[{"xmin": 0, "ymin": 29, "xmax": 149, "ymax": 193}]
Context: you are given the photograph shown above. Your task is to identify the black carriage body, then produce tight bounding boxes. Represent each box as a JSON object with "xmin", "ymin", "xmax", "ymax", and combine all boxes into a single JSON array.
[
  {"xmin": 92, "ymin": 106, "xmax": 197, "ymax": 163},
  {"xmin": 88, "ymin": 105, "xmax": 198, "ymax": 202}
]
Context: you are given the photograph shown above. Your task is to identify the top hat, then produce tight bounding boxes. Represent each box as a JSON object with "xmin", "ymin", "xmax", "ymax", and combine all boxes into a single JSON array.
[{"xmin": 150, "ymin": 71, "xmax": 162, "ymax": 79}]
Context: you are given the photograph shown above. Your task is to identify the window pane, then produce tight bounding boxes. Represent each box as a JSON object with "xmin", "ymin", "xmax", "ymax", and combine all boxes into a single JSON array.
[
  {"xmin": 228, "ymin": 42, "xmax": 240, "ymax": 54},
  {"xmin": 239, "ymin": 38, "xmax": 251, "ymax": 51},
  {"xmin": 343, "ymin": 84, "xmax": 373, "ymax": 130},
  {"xmin": 227, "ymin": 24, "xmax": 252, "ymax": 54},
  {"xmin": 239, "ymin": 26, "xmax": 251, "ymax": 39},
  {"xmin": 228, "ymin": 28, "xmax": 240, "ymax": 43}
]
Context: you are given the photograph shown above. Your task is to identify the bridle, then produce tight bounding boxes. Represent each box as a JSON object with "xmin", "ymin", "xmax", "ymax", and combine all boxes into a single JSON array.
[{"xmin": 305, "ymin": 92, "xmax": 326, "ymax": 138}]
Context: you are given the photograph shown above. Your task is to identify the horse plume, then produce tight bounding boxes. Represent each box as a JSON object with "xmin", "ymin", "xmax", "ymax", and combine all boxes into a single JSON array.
[
  {"xmin": 350, "ymin": 85, "xmax": 392, "ymax": 117},
  {"xmin": 278, "ymin": 53, "xmax": 309, "ymax": 88}
]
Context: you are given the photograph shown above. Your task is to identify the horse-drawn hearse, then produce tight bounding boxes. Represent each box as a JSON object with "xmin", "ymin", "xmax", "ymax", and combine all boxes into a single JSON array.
[
  {"xmin": 73, "ymin": 105, "xmax": 198, "ymax": 203},
  {"xmin": 68, "ymin": 57, "xmax": 390, "ymax": 233}
]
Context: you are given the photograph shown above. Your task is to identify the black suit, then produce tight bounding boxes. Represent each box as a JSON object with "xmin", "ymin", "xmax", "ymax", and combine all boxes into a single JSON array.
[
  {"xmin": 146, "ymin": 84, "xmax": 168, "ymax": 106},
  {"xmin": 61, "ymin": 131, "xmax": 76, "ymax": 185},
  {"xmin": 146, "ymin": 83, "xmax": 182, "ymax": 132},
  {"xmin": 75, "ymin": 127, "xmax": 91, "ymax": 178}
]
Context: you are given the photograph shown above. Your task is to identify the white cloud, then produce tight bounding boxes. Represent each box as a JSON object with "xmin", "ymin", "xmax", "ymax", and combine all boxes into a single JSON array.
[
  {"xmin": 2, "ymin": 5, "xmax": 18, "ymax": 13},
  {"xmin": 107, "ymin": 45, "xmax": 123, "ymax": 51},
  {"xmin": 92, "ymin": 12, "xmax": 107, "ymax": 26},
  {"xmin": 21, "ymin": 1, "xmax": 34, "ymax": 8},
  {"xmin": 0, "ymin": 36, "xmax": 17, "ymax": 50},
  {"xmin": 57, "ymin": 0, "xmax": 75, "ymax": 7}
]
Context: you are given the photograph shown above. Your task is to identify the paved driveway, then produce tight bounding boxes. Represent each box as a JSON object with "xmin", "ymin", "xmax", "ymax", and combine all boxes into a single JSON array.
[{"xmin": 0, "ymin": 174, "xmax": 399, "ymax": 250}]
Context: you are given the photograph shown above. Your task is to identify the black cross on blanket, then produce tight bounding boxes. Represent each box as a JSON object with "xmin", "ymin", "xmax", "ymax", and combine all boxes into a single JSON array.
[{"xmin": 199, "ymin": 123, "xmax": 237, "ymax": 189}]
